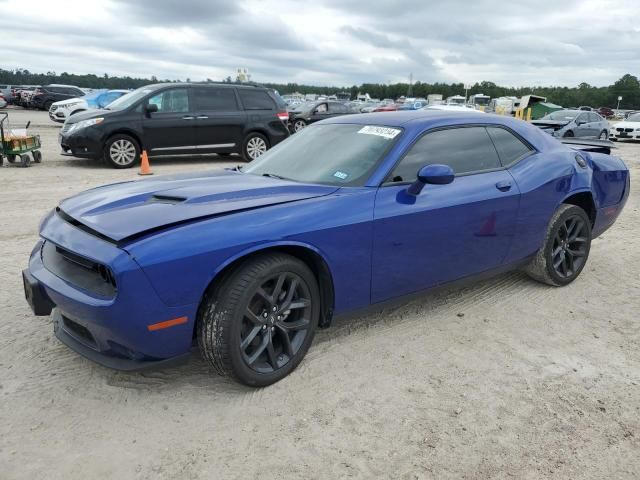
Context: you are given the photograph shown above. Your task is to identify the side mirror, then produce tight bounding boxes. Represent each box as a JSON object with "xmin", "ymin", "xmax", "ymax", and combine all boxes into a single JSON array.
[
  {"xmin": 145, "ymin": 103, "xmax": 158, "ymax": 115},
  {"xmin": 407, "ymin": 164, "xmax": 455, "ymax": 195}
]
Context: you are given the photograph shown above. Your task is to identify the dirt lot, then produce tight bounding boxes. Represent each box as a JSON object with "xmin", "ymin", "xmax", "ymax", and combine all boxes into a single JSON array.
[{"xmin": 1, "ymin": 108, "xmax": 639, "ymax": 479}]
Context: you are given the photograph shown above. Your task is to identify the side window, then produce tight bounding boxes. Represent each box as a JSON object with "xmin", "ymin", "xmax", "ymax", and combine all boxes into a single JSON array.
[
  {"xmin": 589, "ymin": 112, "xmax": 601, "ymax": 122},
  {"xmin": 391, "ymin": 126, "xmax": 501, "ymax": 182},
  {"xmin": 192, "ymin": 87, "xmax": 238, "ymax": 111},
  {"xmin": 486, "ymin": 127, "xmax": 533, "ymax": 166},
  {"xmin": 315, "ymin": 103, "xmax": 328, "ymax": 113},
  {"xmin": 576, "ymin": 114, "xmax": 587, "ymax": 124},
  {"xmin": 147, "ymin": 88, "xmax": 189, "ymax": 113},
  {"xmin": 328, "ymin": 103, "xmax": 347, "ymax": 113},
  {"xmin": 238, "ymin": 89, "xmax": 275, "ymax": 110}
]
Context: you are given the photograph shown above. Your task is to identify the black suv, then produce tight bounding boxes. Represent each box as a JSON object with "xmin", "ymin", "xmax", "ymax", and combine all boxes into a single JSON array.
[
  {"xmin": 31, "ymin": 85, "xmax": 85, "ymax": 110},
  {"xmin": 59, "ymin": 83, "xmax": 290, "ymax": 168}
]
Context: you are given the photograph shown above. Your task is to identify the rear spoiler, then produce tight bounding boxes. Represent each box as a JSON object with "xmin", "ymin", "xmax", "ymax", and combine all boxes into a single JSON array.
[{"xmin": 560, "ymin": 138, "xmax": 615, "ymax": 155}]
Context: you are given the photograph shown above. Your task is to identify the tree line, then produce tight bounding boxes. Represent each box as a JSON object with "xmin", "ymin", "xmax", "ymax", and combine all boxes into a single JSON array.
[{"xmin": 1, "ymin": 68, "xmax": 638, "ymax": 109}]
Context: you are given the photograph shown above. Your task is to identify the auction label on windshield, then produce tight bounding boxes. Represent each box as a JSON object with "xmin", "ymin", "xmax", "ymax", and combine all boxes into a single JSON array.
[{"xmin": 358, "ymin": 126, "xmax": 401, "ymax": 139}]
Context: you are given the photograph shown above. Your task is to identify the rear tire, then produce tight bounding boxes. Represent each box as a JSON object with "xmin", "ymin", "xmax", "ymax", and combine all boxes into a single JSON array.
[
  {"xmin": 104, "ymin": 134, "xmax": 140, "ymax": 169},
  {"xmin": 524, "ymin": 204, "xmax": 592, "ymax": 286},
  {"xmin": 197, "ymin": 253, "xmax": 319, "ymax": 387},
  {"xmin": 563, "ymin": 130, "xmax": 574, "ymax": 138},
  {"xmin": 44, "ymin": 100, "xmax": 53, "ymax": 111},
  {"xmin": 242, "ymin": 132, "xmax": 269, "ymax": 162}
]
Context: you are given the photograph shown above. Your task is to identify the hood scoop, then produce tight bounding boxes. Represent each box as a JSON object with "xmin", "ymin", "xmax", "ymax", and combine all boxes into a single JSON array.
[{"xmin": 148, "ymin": 195, "xmax": 187, "ymax": 205}]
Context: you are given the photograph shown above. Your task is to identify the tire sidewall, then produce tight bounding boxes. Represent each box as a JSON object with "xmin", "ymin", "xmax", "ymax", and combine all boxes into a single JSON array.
[
  {"xmin": 543, "ymin": 205, "xmax": 592, "ymax": 286},
  {"xmin": 104, "ymin": 134, "xmax": 140, "ymax": 169},
  {"xmin": 599, "ymin": 130, "xmax": 608, "ymax": 140},
  {"xmin": 242, "ymin": 132, "xmax": 269, "ymax": 162},
  {"xmin": 221, "ymin": 257, "xmax": 319, "ymax": 386}
]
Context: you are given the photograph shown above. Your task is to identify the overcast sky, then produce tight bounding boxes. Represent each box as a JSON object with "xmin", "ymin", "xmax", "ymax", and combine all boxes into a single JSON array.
[{"xmin": 1, "ymin": 0, "xmax": 638, "ymax": 87}]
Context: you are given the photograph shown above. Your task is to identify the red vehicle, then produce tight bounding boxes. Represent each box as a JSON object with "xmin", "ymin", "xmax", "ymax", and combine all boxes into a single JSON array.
[
  {"xmin": 597, "ymin": 106, "xmax": 614, "ymax": 118},
  {"xmin": 373, "ymin": 103, "xmax": 400, "ymax": 112}
]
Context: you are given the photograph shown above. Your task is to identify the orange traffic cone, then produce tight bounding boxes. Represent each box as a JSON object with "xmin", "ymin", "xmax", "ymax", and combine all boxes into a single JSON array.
[{"xmin": 138, "ymin": 150, "xmax": 153, "ymax": 176}]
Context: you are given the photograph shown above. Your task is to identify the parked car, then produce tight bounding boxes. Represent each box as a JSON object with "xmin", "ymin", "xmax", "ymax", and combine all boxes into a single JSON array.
[
  {"xmin": 24, "ymin": 111, "xmax": 629, "ymax": 386},
  {"xmin": 578, "ymin": 106, "xmax": 593, "ymax": 111},
  {"xmin": 287, "ymin": 100, "xmax": 353, "ymax": 132},
  {"xmin": 609, "ymin": 112, "xmax": 640, "ymax": 141},
  {"xmin": 0, "ymin": 85, "xmax": 12, "ymax": 102},
  {"xmin": 397, "ymin": 100, "xmax": 427, "ymax": 110},
  {"xmin": 13, "ymin": 86, "xmax": 39, "ymax": 107},
  {"xmin": 50, "ymin": 89, "xmax": 130, "ymax": 123},
  {"xmin": 0, "ymin": 94, "xmax": 7, "ymax": 109},
  {"xmin": 30, "ymin": 85, "xmax": 85, "ymax": 111},
  {"xmin": 58, "ymin": 82, "xmax": 289, "ymax": 168},
  {"xmin": 597, "ymin": 106, "xmax": 614, "ymax": 118},
  {"xmin": 373, "ymin": 103, "xmax": 400, "ymax": 112},
  {"xmin": 532, "ymin": 110, "xmax": 609, "ymax": 139}
]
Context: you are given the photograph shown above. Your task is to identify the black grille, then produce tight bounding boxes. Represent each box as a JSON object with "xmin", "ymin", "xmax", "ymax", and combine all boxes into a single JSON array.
[
  {"xmin": 62, "ymin": 316, "xmax": 96, "ymax": 347},
  {"xmin": 617, "ymin": 127, "xmax": 634, "ymax": 133},
  {"xmin": 42, "ymin": 241, "xmax": 116, "ymax": 297}
]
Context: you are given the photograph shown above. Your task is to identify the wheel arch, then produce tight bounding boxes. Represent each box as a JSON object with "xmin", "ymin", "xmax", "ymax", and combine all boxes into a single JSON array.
[
  {"xmin": 198, "ymin": 242, "xmax": 336, "ymax": 334},
  {"xmin": 561, "ymin": 190, "xmax": 596, "ymax": 226}
]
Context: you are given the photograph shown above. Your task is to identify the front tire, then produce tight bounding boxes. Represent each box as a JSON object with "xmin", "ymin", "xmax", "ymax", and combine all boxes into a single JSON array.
[
  {"xmin": 104, "ymin": 134, "xmax": 140, "ymax": 169},
  {"xmin": 525, "ymin": 204, "xmax": 592, "ymax": 286},
  {"xmin": 563, "ymin": 130, "xmax": 574, "ymax": 138},
  {"xmin": 242, "ymin": 132, "xmax": 269, "ymax": 162},
  {"xmin": 197, "ymin": 254, "xmax": 320, "ymax": 387},
  {"xmin": 292, "ymin": 119, "xmax": 307, "ymax": 132}
]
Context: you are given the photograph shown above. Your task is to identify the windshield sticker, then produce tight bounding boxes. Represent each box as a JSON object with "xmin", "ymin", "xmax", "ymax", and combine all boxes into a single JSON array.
[
  {"xmin": 333, "ymin": 171, "xmax": 349, "ymax": 180},
  {"xmin": 358, "ymin": 126, "xmax": 401, "ymax": 139}
]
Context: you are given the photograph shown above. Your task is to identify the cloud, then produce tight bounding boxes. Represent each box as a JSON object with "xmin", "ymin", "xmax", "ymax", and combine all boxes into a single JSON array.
[{"xmin": 0, "ymin": 0, "xmax": 638, "ymax": 87}]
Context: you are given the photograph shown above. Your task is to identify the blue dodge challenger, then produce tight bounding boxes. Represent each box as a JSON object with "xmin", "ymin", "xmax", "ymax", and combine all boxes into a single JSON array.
[{"xmin": 23, "ymin": 111, "xmax": 629, "ymax": 386}]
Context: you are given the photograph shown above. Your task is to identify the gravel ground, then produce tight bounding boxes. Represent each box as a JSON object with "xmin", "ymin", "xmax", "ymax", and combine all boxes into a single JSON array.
[{"xmin": 1, "ymin": 108, "xmax": 639, "ymax": 480}]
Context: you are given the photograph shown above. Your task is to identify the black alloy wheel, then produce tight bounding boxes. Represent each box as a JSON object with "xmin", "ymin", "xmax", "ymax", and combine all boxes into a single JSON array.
[
  {"xmin": 550, "ymin": 215, "xmax": 589, "ymax": 279},
  {"xmin": 240, "ymin": 272, "xmax": 312, "ymax": 373},
  {"xmin": 198, "ymin": 253, "xmax": 319, "ymax": 386}
]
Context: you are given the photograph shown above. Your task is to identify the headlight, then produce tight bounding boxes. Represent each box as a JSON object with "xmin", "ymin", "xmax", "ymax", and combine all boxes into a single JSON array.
[
  {"xmin": 66, "ymin": 117, "xmax": 104, "ymax": 133},
  {"xmin": 62, "ymin": 102, "xmax": 82, "ymax": 109}
]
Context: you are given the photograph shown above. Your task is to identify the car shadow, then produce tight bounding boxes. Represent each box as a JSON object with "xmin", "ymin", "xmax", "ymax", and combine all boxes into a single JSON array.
[{"xmin": 57, "ymin": 154, "xmax": 243, "ymax": 169}]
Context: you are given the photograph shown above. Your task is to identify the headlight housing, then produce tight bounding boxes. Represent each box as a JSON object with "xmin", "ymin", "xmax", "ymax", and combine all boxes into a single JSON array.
[
  {"xmin": 66, "ymin": 117, "xmax": 104, "ymax": 134},
  {"xmin": 62, "ymin": 102, "xmax": 82, "ymax": 109}
]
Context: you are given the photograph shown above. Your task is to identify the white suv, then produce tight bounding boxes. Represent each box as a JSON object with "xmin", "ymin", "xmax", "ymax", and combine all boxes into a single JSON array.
[{"xmin": 49, "ymin": 89, "xmax": 129, "ymax": 123}]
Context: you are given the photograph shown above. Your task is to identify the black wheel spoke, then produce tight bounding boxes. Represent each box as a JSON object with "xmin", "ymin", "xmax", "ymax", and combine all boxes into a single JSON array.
[
  {"xmin": 240, "ymin": 325, "xmax": 262, "ymax": 350},
  {"xmin": 572, "ymin": 236, "xmax": 587, "ymax": 244},
  {"xmin": 568, "ymin": 221, "xmax": 584, "ymax": 241},
  {"xmin": 565, "ymin": 251, "xmax": 575, "ymax": 274},
  {"xmin": 280, "ymin": 278, "xmax": 298, "ymax": 310},
  {"xmin": 272, "ymin": 274, "xmax": 287, "ymax": 303},
  {"xmin": 278, "ymin": 318, "xmax": 310, "ymax": 331},
  {"xmin": 276, "ymin": 326, "xmax": 295, "ymax": 357},
  {"xmin": 566, "ymin": 247, "xmax": 585, "ymax": 257},
  {"xmin": 288, "ymin": 299, "xmax": 311, "ymax": 310},
  {"xmin": 256, "ymin": 287, "xmax": 273, "ymax": 305},
  {"xmin": 245, "ymin": 307, "xmax": 264, "ymax": 326},
  {"xmin": 246, "ymin": 335, "xmax": 269, "ymax": 366},
  {"xmin": 266, "ymin": 339, "xmax": 278, "ymax": 369}
]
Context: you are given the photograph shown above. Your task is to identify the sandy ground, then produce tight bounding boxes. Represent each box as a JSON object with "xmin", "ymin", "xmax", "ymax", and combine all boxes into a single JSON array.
[{"xmin": 1, "ymin": 108, "xmax": 639, "ymax": 480}]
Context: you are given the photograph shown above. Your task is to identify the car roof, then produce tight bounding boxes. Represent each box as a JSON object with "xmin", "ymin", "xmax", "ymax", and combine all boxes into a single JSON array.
[
  {"xmin": 144, "ymin": 82, "xmax": 268, "ymax": 90},
  {"xmin": 325, "ymin": 110, "xmax": 492, "ymax": 127}
]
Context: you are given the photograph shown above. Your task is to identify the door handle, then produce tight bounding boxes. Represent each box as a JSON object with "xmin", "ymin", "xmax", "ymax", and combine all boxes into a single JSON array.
[
  {"xmin": 182, "ymin": 116, "xmax": 195, "ymax": 120},
  {"xmin": 495, "ymin": 181, "xmax": 512, "ymax": 192},
  {"xmin": 196, "ymin": 115, "xmax": 208, "ymax": 119}
]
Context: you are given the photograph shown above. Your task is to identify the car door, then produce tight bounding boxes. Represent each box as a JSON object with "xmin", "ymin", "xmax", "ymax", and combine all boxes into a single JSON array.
[
  {"xmin": 142, "ymin": 87, "xmax": 196, "ymax": 153},
  {"xmin": 573, "ymin": 113, "xmax": 590, "ymax": 137},
  {"xmin": 326, "ymin": 102, "xmax": 349, "ymax": 118},
  {"xmin": 371, "ymin": 125, "xmax": 521, "ymax": 303},
  {"xmin": 192, "ymin": 86, "xmax": 247, "ymax": 152},
  {"xmin": 589, "ymin": 112, "xmax": 604, "ymax": 137},
  {"xmin": 309, "ymin": 102, "xmax": 330, "ymax": 123}
]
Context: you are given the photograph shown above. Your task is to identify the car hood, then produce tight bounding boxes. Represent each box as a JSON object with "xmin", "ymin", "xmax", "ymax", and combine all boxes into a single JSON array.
[
  {"xmin": 57, "ymin": 170, "xmax": 338, "ymax": 242},
  {"xmin": 64, "ymin": 108, "xmax": 111, "ymax": 124},
  {"xmin": 53, "ymin": 97, "xmax": 86, "ymax": 107}
]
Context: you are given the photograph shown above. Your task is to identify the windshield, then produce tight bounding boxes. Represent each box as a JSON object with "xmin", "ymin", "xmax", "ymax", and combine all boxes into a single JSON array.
[
  {"xmin": 104, "ymin": 86, "xmax": 156, "ymax": 110},
  {"xmin": 543, "ymin": 110, "xmax": 579, "ymax": 121},
  {"xmin": 627, "ymin": 113, "xmax": 640, "ymax": 122},
  {"xmin": 243, "ymin": 124, "xmax": 402, "ymax": 186}
]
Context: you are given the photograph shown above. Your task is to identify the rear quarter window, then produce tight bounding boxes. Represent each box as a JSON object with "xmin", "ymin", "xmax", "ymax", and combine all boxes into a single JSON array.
[
  {"xmin": 238, "ymin": 89, "xmax": 276, "ymax": 110},
  {"xmin": 193, "ymin": 87, "xmax": 238, "ymax": 111},
  {"xmin": 486, "ymin": 127, "xmax": 533, "ymax": 166}
]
